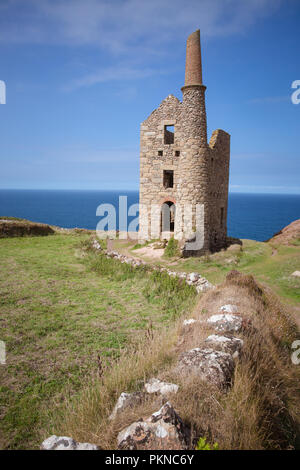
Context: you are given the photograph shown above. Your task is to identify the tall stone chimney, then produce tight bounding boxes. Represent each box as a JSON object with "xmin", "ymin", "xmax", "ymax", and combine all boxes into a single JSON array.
[
  {"xmin": 184, "ymin": 29, "xmax": 203, "ymax": 86},
  {"xmin": 181, "ymin": 29, "xmax": 207, "ymax": 147}
]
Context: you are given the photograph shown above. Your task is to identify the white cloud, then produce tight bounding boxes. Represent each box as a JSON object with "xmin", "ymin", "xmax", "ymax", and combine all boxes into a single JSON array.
[
  {"xmin": 0, "ymin": 0, "xmax": 282, "ymax": 49},
  {"xmin": 63, "ymin": 65, "xmax": 163, "ymax": 91},
  {"xmin": 0, "ymin": 0, "xmax": 283, "ymax": 90}
]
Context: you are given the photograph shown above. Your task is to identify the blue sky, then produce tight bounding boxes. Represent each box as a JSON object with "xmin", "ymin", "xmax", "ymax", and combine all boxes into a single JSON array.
[{"xmin": 0, "ymin": 0, "xmax": 299, "ymax": 193}]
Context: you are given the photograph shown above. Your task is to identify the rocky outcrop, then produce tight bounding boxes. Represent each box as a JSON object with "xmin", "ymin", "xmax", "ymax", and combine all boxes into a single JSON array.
[
  {"xmin": 176, "ymin": 348, "xmax": 235, "ymax": 388},
  {"xmin": 40, "ymin": 435, "xmax": 100, "ymax": 450},
  {"xmin": 266, "ymin": 218, "xmax": 300, "ymax": 245},
  {"xmin": 117, "ymin": 402, "xmax": 190, "ymax": 450}
]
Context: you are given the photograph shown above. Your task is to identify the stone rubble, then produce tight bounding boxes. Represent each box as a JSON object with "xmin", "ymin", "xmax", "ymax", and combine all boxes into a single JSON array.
[
  {"xmin": 91, "ymin": 240, "xmax": 101, "ymax": 251},
  {"xmin": 40, "ymin": 435, "xmax": 100, "ymax": 450},
  {"xmin": 91, "ymin": 239, "xmax": 214, "ymax": 292},
  {"xmin": 117, "ymin": 402, "xmax": 190, "ymax": 450}
]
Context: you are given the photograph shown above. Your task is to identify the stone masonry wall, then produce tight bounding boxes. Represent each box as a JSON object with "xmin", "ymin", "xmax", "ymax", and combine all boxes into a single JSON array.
[{"xmin": 138, "ymin": 30, "xmax": 230, "ymax": 255}]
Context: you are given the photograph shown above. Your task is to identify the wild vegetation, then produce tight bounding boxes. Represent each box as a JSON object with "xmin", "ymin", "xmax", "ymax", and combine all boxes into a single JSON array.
[
  {"xmin": 0, "ymin": 216, "xmax": 54, "ymax": 238},
  {"xmin": 46, "ymin": 270, "xmax": 300, "ymax": 450},
  {"xmin": 1, "ymin": 223, "xmax": 299, "ymax": 450},
  {"xmin": 118, "ymin": 237, "xmax": 300, "ymax": 306},
  {"xmin": 0, "ymin": 232, "xmax": 196, "ymax": 449}
]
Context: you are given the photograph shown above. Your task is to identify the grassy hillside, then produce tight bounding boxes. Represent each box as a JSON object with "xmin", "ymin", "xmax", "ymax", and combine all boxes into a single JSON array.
[
  {"xmin": 0, "ymin": 232, "xmax": 196, "ymax": 449},
  {"xmin": 115, "ymin": 238, "xmax": 300, "ymax": 306}
]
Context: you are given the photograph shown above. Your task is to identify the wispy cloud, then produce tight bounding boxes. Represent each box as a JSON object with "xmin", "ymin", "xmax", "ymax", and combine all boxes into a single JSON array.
[
  {"xmin": 0, "ymin": 0, "xmax": 283, "ymax": 91},
  {"xmin": 0, "ymin": 0, "xmax": 282, "ymax": 50},
  {"xmin": 63, "ymin": 65, "xmax": 163, "ymax": 91}
]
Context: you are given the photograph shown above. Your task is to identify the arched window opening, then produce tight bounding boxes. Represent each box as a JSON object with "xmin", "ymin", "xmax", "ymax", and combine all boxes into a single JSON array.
[{"xmin": 161, "ymin": 201, "xmax": 176, "ymax": 233}]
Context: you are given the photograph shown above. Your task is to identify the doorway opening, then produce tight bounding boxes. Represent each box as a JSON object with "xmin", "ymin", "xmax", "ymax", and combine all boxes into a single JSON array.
[{"xmin": 161, "ymin": 201, "xmax": 176, "ymax": 233}]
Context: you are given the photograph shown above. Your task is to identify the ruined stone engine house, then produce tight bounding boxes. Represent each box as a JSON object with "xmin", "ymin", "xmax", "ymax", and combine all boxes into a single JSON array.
[{"xmin": 138, "ymin": 30, "xmax": 230, "ymax": 255}]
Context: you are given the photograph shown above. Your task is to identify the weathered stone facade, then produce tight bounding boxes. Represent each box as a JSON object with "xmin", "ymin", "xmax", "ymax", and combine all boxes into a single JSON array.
[{"xmin": 139, "ymin": 30, "xmax": 230, "ymax": 255}]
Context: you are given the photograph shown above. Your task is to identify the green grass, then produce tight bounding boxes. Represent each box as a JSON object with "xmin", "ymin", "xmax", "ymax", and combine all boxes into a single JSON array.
[
  {"xmin": 0, "ymin": 233, "xmax": 196, "ymax": 449},
  {"xmin": 126, "ymin": 238, "xmax": 300, "ymax": 305},
  {"xmin": 169, "ymin": 240, "xmax": 300, "ymax": 304},
  {"xmin": 164, "ymin": 236, "xmax": 180, "ymax": 258}
]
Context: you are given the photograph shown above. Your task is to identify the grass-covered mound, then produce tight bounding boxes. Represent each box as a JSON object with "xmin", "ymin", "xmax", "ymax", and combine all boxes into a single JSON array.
[{"xmin": 0, "ymin": 216, "xmax": 54, "ymax": 238}]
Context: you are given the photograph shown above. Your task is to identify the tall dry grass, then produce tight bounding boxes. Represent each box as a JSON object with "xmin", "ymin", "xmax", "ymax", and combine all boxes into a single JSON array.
[{"xmin": 44, "ymin": 271, "xmax": 300, "ymax": 450}]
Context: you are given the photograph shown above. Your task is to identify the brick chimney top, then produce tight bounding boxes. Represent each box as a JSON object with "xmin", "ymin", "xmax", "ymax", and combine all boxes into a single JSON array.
[{"xmin": 184, "ymin": 29, "xmax": 203, "ymax": 87}]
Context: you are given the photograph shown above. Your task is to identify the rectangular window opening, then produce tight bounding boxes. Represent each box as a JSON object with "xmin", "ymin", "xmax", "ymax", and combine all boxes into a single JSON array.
[
  {"xmin": 175, "ymin": 150, "xmax": 180, "ymax": 157},
  {"xmin": 163, "ymin": 170, "xmax": 174, "ymax": 189},
  {"xmin": 220, "ymin": 207, "xmax": 224, "ymax": 227},
  {"xmin": 164, "ymin": 125, "xmax": 174, "ymax": 144},
  {"xmin": 158, "ymin": 150, "xmax": 163, "ymax": 156}
]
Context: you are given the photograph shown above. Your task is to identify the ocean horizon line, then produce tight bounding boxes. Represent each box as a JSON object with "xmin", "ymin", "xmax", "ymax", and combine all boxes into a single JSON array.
[{"xmin": 1, "ymin": 189, "xmax": 300, "ymax": 196}]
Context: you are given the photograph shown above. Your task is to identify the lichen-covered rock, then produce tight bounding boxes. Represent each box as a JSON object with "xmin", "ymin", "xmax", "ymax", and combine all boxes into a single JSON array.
[
  {"xmin": 117, "ymin": 402, "xmax": 189, "ymax": 450},
  {"xmin": 183, "ymin": 318, "xmax": 197, "ymax": 326},
  {"xmin": 92, "ymin": 240, "xmax": 101, "ymax": 250},
  {"xmin": 219, "ymin": 304, "xmax": 238, "ymax": 314},
  {"xmin": 188, "ymin": 272, "xmax": 200, "ymax": 282},
  {"xmin": 195, "ymin": 280, "xmax": 214, "ymax": 293},
  {"xmin": 40, "ymin": 435, "xmax": 100, "ymax": 450},
  {"xmin": 144, "ymin": 378, "xmax": 179, "ymax": 395},
  {"xmin": 206, "ymin": 313, "xmax": 242, "ymax": 333},
  {"xmin": 176, "ymin": 348, "xmax": 235, "ymax": 388},
  {"xmin": 204, "ymin": 334, "xmax": 243, "ymax": 357},
  {"xmin": 109, "ymin": 391, "xmax": 146, "ymax": 420}
]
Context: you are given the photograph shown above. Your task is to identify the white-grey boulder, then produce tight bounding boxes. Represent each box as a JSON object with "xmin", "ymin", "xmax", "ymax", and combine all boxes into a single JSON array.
[
  {"xmin": 176, "ymin": 348, "xmax": 235, "ymax": 388},
  {"xmin": 117, "ymin": 402, "xmax": 189, "ymax": 450},
  {"xmin": 204, "ymin": 334, "xmax": 243, "ymax": 357},
  {"xmin": 291, "ymin": 271, "xmax": 300, "ymax": 278},
  {"xmin": 41, "ymin": 435, "xmax": 100, "ymax": 450},
  {"xmin": 196, "ymin": 280, "xmax": 214, "ymax": 293},
  {"xmin": 144, "ymin": 378, "xmax": 179, "ymax": 395},
  {"xmin": 206, "ymin": 313, "xmax": 242, "ymax": 333},
  {"xmin": 188, "ymin": 272, "xmax": 200, "ymax": 282}
]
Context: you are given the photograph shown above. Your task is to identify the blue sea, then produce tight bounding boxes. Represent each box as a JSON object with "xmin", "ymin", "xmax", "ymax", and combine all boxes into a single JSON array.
[{"xmin": 0, "ymin": 190, "xmax": 299, "ymax": 242}]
